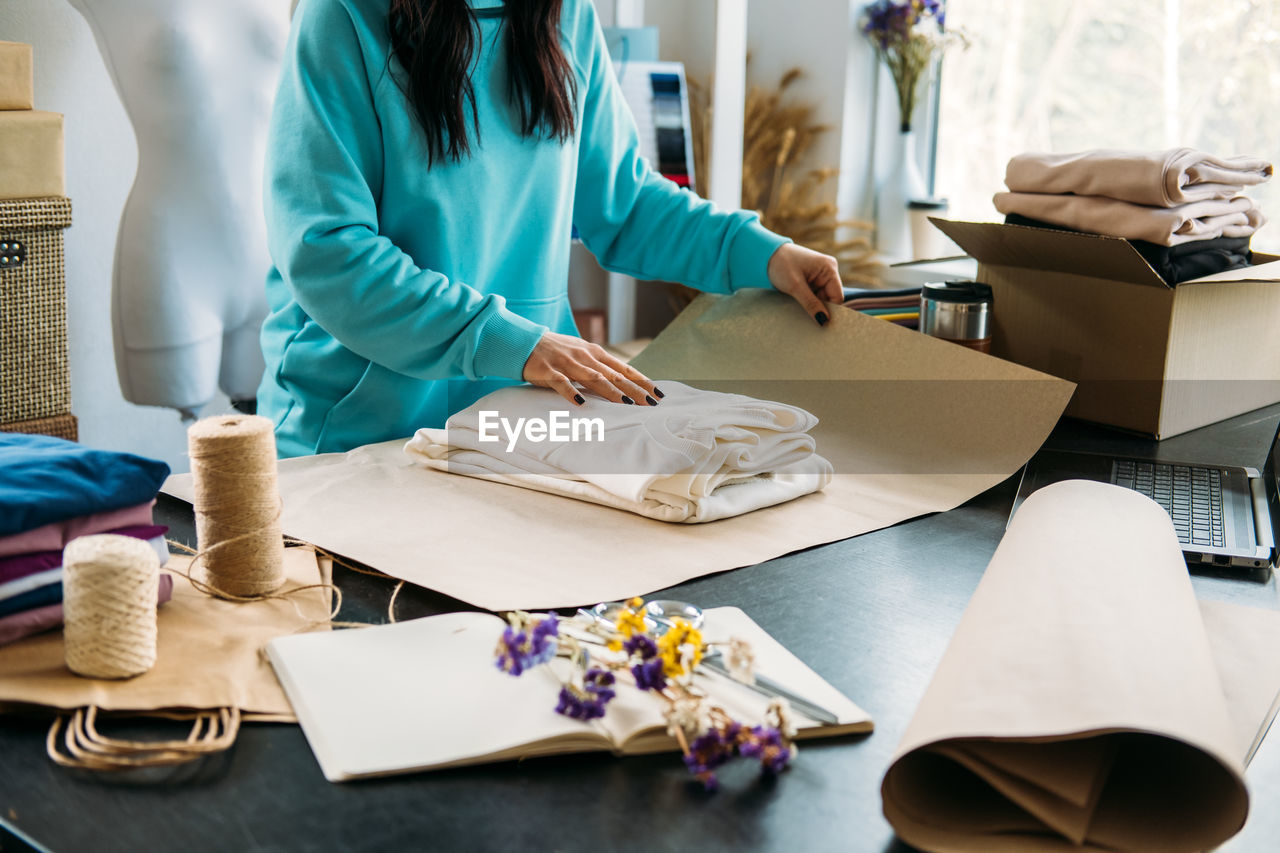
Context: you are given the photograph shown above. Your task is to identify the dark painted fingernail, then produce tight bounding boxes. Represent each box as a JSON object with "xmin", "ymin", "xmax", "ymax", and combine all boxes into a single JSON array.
[
  {"xmin": 815, "ymin": 311, "xmax": 829, "ymax": 327},
  {"xmin": 621, "ymin": 396, "xmax": 635, "ymax": 405},
  {"xmin": 645, "ymin": 395, "xmax": 658, "ymax": 406},
  {"xmin": 573, "ymin": 394, "xmax": 585, "ymax": 405},
  {"xmin": 653, "ymin": 387, "xmax": 665, "ymax": 399}
]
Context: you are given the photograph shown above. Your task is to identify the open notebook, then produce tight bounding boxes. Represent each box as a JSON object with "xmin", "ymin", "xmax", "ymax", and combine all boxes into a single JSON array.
[{"xmin": 267, "ymin": 606, "xmax": 872, "ymax": 782}]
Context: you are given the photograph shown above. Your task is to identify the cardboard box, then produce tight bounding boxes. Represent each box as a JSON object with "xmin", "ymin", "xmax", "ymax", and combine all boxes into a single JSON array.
[
  {"xmin": 0, "ymin": 42, "xmax": 34, "ymax": 111},
  {"xmin": 932, "ymin": 218, "xmax": 1280, "ymax": 438},
  {"xmin": 0, "ymin": 110, "xmax": 64, "ymax": 199}
]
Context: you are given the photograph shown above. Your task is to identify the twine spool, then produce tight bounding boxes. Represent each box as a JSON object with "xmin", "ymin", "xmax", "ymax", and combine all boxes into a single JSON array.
[
  {"xmin": 64, "ymin": 534, "xmax": 161, "ymax": 679},
  {"xmin": 188, "ymin": 414, "xmax": 285, "ymax": 598}
]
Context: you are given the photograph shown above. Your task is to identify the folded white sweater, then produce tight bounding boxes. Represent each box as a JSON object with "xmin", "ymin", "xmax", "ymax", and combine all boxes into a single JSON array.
[
  {"xmin": 404, "ymin": 381, "xmax": 833, "ymax": 523},
  {"xmin": 1005, "ymin": 148, "xmax": 1274, "ymax": 207}
]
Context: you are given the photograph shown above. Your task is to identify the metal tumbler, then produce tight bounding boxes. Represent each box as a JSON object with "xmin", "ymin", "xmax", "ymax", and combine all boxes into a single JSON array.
[{"xmin": 919, "ymin": 281, "xmax": 993, "ymax": 353}]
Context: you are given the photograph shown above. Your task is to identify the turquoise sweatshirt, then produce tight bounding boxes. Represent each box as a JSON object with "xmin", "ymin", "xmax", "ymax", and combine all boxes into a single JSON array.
[{"xmin": 260, "ymin": 0, "xmax": 790, "ymax": 457}]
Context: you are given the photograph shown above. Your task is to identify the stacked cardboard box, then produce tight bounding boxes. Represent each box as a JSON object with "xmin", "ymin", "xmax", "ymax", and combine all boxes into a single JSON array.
[
  {"xmin": 0, "ymin": 41, "xmax": 75, "ymax": 441},
  {"xmin": 932, "ymin": 219, "xmax": 1280, "ymax": 438}
]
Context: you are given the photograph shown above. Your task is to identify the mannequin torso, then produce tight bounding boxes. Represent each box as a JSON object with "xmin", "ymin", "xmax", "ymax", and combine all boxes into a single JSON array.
[{"xmin": 67, "ymin": 0, "xmax": 290, "ymax": 418}]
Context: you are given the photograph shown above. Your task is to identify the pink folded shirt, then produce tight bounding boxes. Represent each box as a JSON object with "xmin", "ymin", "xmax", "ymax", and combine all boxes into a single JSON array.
[
  {"xmin": 0, "ymin": 502, "xmax": 155, "ymax": 559},
  {"xmin": 992, "ymin": 191, "xmax": 1266, "ymax": 247},
  {"xmin": 0, "ymin": 524, "xmax": 167, "ymax": 585},
  {"xmin": 1005, "ymin": 148, "xmax": 1274, "ymax": 207},
  {"xmin": 0, "ymin": 528, "xmax": 171, "ymax": 603}
]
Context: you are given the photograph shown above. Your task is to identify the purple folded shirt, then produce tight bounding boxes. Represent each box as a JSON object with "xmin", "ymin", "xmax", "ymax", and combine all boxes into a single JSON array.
[
  {"xmin": 0, "ymin": 503, "xmax": 156, "ymax": 560},
  {"xmin": 0, "ymin": 524, "xmax": 168, "ymax": 584},
  {"xmin": 0, "ymin": 573, "xmax": 174, "ymax": 647}
]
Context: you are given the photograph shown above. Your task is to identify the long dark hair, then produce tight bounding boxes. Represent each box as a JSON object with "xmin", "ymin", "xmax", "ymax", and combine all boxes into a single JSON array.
[{"xmin": 388, "ymin": 0, "xmax": 578, "ymax": 165}]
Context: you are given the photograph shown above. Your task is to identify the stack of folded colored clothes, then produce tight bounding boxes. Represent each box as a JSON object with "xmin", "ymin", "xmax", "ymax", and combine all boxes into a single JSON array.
[
  {"xmin": 993, "ymin": 148, "xmax": 1272, "ymax": 284},
  {"xmin": 842, "ymin": 286, "xmax": 923, "ymax": 328},
  {"xmin": 0, "ymin": 434, "xmax": 173, "ymax": 647}
]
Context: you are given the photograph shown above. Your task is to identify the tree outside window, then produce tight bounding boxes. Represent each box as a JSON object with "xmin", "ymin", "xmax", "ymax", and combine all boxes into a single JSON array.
[{"xmin": 936, "ymin": 0, "xmax": 1278, "ymax": 253}]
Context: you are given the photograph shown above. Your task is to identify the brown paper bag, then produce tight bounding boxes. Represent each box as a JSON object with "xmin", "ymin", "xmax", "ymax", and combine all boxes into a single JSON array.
[
  {"xmin": 0, "ymin": 547, "xmax": 330, "ymax": 768},
  {"xmin": 881, "ymin": 480, "xmax": 1280, "ymax": 852}
]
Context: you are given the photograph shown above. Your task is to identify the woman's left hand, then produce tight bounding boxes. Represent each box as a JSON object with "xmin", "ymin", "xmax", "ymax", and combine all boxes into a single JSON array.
[{"xmin": 766, "ymin": 242, "xmax": 843, "ymax": 327}]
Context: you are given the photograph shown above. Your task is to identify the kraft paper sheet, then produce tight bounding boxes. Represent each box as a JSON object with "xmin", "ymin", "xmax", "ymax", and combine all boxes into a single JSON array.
[
  {"xmin": 881, "ymin": 480, "xmax": 1280, "ymax": 853},
  {"xmin": 164, "ymin": 290, "xmax": 1074, "ymax": 611},
  {"xmin": 0, "ymin": 548, "xmax": 329, "ymax": 718}
]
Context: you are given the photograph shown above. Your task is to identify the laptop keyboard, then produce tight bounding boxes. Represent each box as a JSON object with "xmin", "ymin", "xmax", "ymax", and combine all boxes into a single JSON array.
[{"xmin": 1112, "ymin": 460, "xmax": 1225, "ymax": 548}]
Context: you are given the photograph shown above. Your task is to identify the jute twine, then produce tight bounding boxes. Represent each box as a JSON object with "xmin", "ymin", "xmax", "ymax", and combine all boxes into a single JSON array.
[
  {"xmin": 188, "ymin": 414, "xmax": 285, "ymax": 598},
  {"xmin": 63, "ymin": 534, "xmax": 160, "ymax": 679},
  {"xmin": 44, "ymin": 508, "xmax": 412, "ymax": 770}
]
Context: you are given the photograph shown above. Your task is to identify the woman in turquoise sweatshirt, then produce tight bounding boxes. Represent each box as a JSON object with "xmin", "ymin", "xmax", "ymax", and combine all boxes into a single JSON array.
[{"xmin": 260, "ymin": 0, "xmax": 843, "ymax": 457}]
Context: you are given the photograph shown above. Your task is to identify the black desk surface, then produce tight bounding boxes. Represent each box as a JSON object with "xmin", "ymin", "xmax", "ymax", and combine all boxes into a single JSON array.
[{"xmin": 3, "ymin": 405, "xmax": 1279, "ymax": 853}]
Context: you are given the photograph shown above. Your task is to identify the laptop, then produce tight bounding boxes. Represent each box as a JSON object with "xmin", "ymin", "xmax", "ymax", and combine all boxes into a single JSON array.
[{"xmin": 1011, "ymin": 421, "xmax": 1280, "ymax": 571}]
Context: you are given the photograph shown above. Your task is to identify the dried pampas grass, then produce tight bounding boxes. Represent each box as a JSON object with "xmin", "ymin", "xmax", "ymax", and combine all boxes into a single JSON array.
[{"xmin": 669, "ymin": 66, "xmax": 880, "ymax": 315}]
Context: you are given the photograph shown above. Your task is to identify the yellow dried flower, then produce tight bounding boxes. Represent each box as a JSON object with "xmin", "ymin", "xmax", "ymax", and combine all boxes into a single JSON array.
[
  {"xmin": 656, "ymin": 618, "xmax": 704, "ymax": 677},
  {"xmin": 608, "ymin": 598, "xmax": 649, "ymax": 651}
]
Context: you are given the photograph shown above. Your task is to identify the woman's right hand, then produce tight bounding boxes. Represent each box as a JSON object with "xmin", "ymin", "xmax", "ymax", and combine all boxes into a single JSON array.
[{"xmin": 522, "ymin": 332, "xmax": 662, "ymax": 407}]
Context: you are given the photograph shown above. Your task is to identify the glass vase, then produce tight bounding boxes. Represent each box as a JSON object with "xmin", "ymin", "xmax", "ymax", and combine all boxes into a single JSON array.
[{"xmin": 876, "ymin": 129, "xmax": 930, "ymax": 261}]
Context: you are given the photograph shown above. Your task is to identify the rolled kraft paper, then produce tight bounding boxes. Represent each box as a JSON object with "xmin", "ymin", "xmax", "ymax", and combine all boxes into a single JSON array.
[
  {"xmin": 881, "ymin": 480, "xmax": 1250, "ymax": 853},
  {"xmin": 63, "ymin": 534, "xmax": 161, "ymax": 679},
  {"xmin": 188, "ymin": 415, "xmax": 284, "ymax": 597}
]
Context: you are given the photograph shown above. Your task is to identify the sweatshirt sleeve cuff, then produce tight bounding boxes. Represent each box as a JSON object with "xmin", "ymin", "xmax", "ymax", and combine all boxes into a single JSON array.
[
  {"xmin": 470, "ymin": 306, "xmax": 548, "ymax": 381},
  {"xmin": 727, "ymin": 219, "xmax": 791, "ymax": 292}
]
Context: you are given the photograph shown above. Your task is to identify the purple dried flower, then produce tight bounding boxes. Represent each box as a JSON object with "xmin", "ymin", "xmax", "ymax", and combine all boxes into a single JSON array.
[
  {"xmin": 555, "ymin": 687, "xmax": 604, "ymax": 720},
  {"xmin": 554, "ymin": 666, "xmax": 617, "ymax": 721},
  {"xmin": 623, "ymin": 633, "xmax": 658, "ymax": 660},
  {"xmin": 739, "ymin": 726, "xmax": 794, "ymax": 775},
  {"xmin": 494, "ymin": 613, "xmax": 559, "ymax": 676},
  {"xmin": 861, "ymin": 0, "xmax": 960, "ymax": 130},
  {"xmin": 531, "ymin": 614, "xmax": 559, "ymax": 643},
  {"xmin": 862, "ymin": 0, "xmax": 948, "ymax": 41},
  {"xmin": 631, "ymin": 657, "xmax": 667, "ymax": 691},
  {"xmin": 683, "ymin": 729, "xmax": 735, "ymax": 789},
  {"xmin": 583, "ymin": 667, "xmax": 617, "ymax": 704}
]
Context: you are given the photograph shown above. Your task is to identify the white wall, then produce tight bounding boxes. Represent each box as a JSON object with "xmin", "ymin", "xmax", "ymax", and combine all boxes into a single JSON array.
[
  {"xmin": 1, "ymin": 0, "xmax": 230, "ymax": 474},
  {"xmin": 644, "ymin": 0, "xmax": 881, "ymax": 221}
]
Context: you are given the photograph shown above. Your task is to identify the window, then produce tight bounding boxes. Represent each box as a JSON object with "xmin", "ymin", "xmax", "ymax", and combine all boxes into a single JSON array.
[{"xmin": 935, "ymin": 0, "xmax": 1279, "ymax": 253}]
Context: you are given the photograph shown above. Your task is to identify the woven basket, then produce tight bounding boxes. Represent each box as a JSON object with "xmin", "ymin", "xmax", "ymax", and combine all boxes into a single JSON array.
[
  {"xmin": 0, "ymin": 411, "xmax": 77, "ymax": 441},
  {"xmin": 0, "ymin": 196, "xmax": 72, "ymax": 423}
]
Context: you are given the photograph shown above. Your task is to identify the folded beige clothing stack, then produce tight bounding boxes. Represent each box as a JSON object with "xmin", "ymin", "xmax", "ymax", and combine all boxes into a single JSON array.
[
  {"xmin": 992, "ymin": 191, "xmax": 1265, "ymax": 246},
  {"xmin": 995, "ymin": 147, "xmax": 1271, "ymax": 246},
  {"xmin": 1005, "ymin": 148, "xmax": 1273, "ymax": 206},
  {"xmin": 0, "ymin": 42, "xmax": 34, "ymax": 111}
]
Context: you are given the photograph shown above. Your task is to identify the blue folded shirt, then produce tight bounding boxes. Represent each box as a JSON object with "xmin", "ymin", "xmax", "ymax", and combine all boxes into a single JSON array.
[
  {"xmin": 0, "ymin": 434, "xmax": 171, "ymax": 537},
  {"xmin": 0, "ymin": 580, "xmax": 61, "ymax": 618}
]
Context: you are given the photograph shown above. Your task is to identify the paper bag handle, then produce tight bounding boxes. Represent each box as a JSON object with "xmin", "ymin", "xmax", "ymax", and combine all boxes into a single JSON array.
[{"xmin": 46, "ymin": 706, "xmax": 241, "ymax": 770}]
